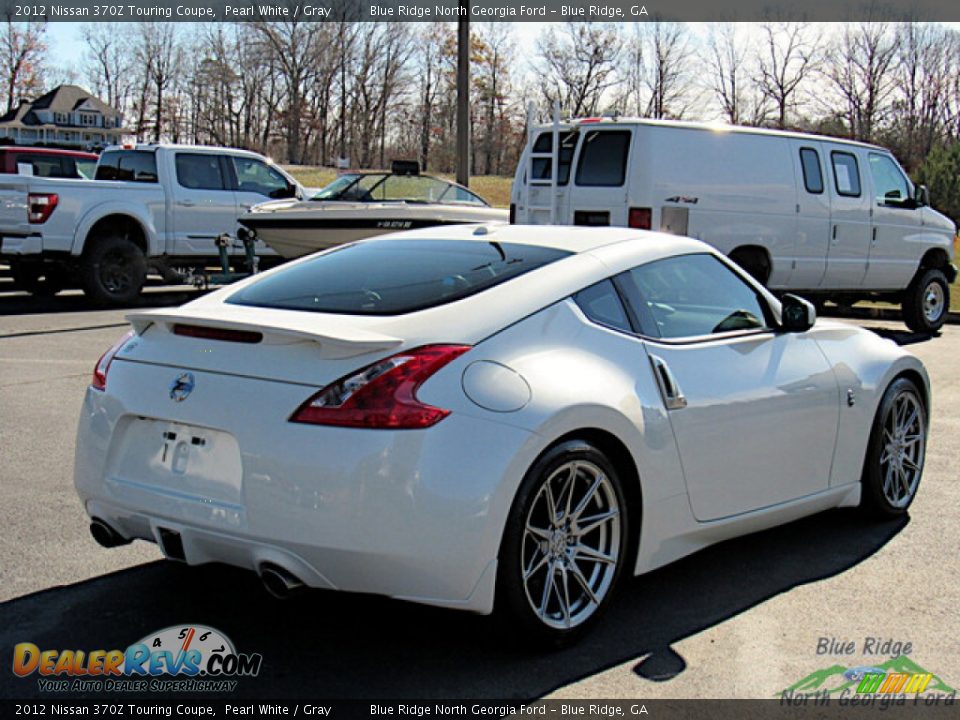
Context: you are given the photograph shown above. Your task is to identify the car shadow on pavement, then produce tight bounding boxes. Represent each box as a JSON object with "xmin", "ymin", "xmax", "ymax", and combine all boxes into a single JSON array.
[{"xmin": 0, "ymin": 509, "xmax": 907, "ymax": 700}]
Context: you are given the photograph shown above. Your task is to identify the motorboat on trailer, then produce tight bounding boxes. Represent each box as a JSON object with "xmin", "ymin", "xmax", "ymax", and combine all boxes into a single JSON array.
[{"xmin": 239, "ymin": 161, "xmax": 508, "ymax": 258}]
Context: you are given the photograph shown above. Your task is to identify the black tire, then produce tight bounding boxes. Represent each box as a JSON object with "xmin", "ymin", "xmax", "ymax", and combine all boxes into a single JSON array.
[
  {"xmin": 901, "ymin": 267, "xmax": 949, "ymax": 334},
  {"xmin": 80, "ymin": 235, "xmax": 146, "ymax": 305},
  {"xmin": 496, "ymin": 440, "xmax": 630, "ymax": 647},
  {"xmin": 10, "ymin": 261, "xmax": 65, "ymax": 296},
  {"xmin": 729, "ymin": 249, "xmax": 771, "ymax": 286},
  {"xmin": 860, "ymin": 377, "xmax": 927, "ymax": 518}
]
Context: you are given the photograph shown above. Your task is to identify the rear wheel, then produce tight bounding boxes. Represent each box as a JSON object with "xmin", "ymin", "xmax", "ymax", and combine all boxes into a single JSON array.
[
  {"xmin": 728, "ymin": 248, "xmax": 771, "ymax": 285},
  {"xmin": 497, "ymin": 440, "xmax": 629, "ymax": 646},
  {"xmin": 860, "ymin": 377, "xmax": 927, "ymax": 518},
  {"xmin": 10, "ymin": 261, "xmax": 65, "ymax": 296},
  {"xmin": 901, "ymin": 267, "xmax": 949, "ymax": 334},
  {"xmin": 80, "ymin": 235, "xmax": 146, "ymax": 305}
]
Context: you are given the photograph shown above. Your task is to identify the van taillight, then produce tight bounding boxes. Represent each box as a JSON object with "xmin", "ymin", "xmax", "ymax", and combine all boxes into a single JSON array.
[
  {"xmin": 628, "ymin": 207, "xmax": 652, "ymax": 230},
  {"xmin": 28, "ymin": 193, "xmax": 59, "ymax": 224},
  {"xmin": 509, "ymin": 203, "xmax": 516, "ymax": 224}
]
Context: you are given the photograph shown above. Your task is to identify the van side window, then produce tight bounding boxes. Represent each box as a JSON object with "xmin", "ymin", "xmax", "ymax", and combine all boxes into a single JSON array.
[
  {"xmin": 868, "ymin": 153, "xmax": 911, "ymax": 206},
  {"xmin": 830, "ymin": 152, "xmax": 861, "ymax": 197},
  {"xmin": 799, "ymin": 148, "xmax": 823, "ymax": 194},
  {"xmin": 530, "ymin": 131, "xmax": 577, "ymax": 186},
  {"xmin": 573, "ymin": 280, "xmax": 632, "ymax": 333},
  {"xmin": 575, "ymin": 130, "xmax": 631, "ymax": 187}
]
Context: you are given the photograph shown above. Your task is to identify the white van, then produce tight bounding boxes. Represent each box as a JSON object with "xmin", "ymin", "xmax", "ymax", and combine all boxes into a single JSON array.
[{"xmin": 511, "ymin": 118, "xmax": 957, "ymax": 332}]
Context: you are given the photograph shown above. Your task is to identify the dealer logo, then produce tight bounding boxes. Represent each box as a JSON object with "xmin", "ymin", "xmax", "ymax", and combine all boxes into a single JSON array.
[{"xmin": 13, "ymin": 624, "xmax": 262, "ymax": 693}]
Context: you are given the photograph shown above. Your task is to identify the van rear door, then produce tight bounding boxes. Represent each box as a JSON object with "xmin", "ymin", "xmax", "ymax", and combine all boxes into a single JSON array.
[
  {"xmin": 518, "ymin": 129, "xmax": 577, "ymax": 224},
  {"xmin": 821, "ymin": 146, "xmax": 871, "ymax": 289},
  {"xmin": 568, "ymin": 127, "xmax": 632, "ymax": 227}
]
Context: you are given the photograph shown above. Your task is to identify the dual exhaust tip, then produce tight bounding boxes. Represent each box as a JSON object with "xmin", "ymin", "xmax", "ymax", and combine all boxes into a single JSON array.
[{"xmin": 89, "ymin": 519, "xmax": 305, "ymax": 599}]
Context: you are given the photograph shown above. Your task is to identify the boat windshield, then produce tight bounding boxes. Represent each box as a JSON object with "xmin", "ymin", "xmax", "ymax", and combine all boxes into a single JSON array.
[{"xmin": 311, "ymin": 173, "xmax": 487, "ymax": 206}]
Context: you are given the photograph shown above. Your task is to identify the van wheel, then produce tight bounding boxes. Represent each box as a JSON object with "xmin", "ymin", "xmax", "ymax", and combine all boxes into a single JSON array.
[
  {"xmin": 496, "ymin": 440, "xmax": 629, "ymax": 647},
  {"xmin": 729, "ymin": 248, "xmax": 771, "ymax": 286},
  {"xmin": 11, "ymin": 261, "xmax": 65, "ymax": 296},
  {"xmin": 901, "ymin": 267, "xmax": 948, "ymax": 334},
  {"xmin": 80, "ymin": 235, "xmax": 146, "ymax": 305}
]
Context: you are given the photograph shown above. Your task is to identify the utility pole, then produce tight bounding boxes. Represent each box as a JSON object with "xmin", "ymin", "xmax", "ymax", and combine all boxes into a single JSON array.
[{"xmin": 456, "ymin": 4, "xmax": 470, "ymax": 187}]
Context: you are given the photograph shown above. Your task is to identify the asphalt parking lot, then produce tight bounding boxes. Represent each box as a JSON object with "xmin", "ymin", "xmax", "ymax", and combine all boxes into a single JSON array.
[{"xmin": 1, "ymin": 284, "xmax": 958, "ymax": 701}]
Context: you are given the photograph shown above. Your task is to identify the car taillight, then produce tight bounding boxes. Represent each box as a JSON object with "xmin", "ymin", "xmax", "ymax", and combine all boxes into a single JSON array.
[
  {"xmin": 290, "ymin": 345, "xmax": 471, "ymax": 429},
  {"xmin": 28, "ymin": 193, "xmax": 59, "ymax": 224},
  {"xmin": 628, "ymin": 207, "xmax": 652, "ymax": 230},
  {"xmin": 91, "ymin": 331, "xmax": 135, "ymax": 391}
]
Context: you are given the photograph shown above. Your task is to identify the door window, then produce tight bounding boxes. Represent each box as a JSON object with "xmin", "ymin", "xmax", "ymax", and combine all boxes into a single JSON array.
[
  {"xmin": 175, "ymin": 153, "xmax": 226, "ymax": 190},
  {"xmin": 618, "ymin": 254, "xmax": 769, "ymax": 339},
  {"xmin": 868, "ymin": 153, "xmax": 911, "ymax": 206},
  {"xmin": 575, "ymin": 130, "xmax": 631, "ymax": 187},
  {"xmin": 530, "ymin": 130, "xmax": 577, "ymax": 186},
  {"xmin": 799, "ymin": 148, "xmax": 823, "ymax": 194},
  {"xmin": 231, "ymin": 157, "xmax": 294, "ymax": 198},
  {"xmin": 830, "ymin": 151, "xmax": 861, "ymax": 197},
  {"xmin": 95, "ymin": 150, "xmax": 158, "ymax": 183}
]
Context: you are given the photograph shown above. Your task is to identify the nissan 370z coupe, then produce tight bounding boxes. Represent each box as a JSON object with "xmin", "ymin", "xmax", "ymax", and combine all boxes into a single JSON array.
[{"xmin": 75, "ymin": 225, "xmax": 930, "ymax": 643}]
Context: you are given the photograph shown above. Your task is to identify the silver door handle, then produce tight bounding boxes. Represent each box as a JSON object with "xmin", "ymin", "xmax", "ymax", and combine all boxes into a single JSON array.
[
  {"xmin": 178, "ymin": 199, "xmax": 196, "ymax": 207},
  {"xmin": 649, "ymin": 354, "xmax": 687, "ymax": 410}
]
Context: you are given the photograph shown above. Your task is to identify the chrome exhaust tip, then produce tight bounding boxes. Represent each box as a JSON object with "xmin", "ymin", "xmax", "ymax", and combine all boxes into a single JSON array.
[
  {"xmin": 89, "ymin": 519, "xmax": 131, "ymax": 548},
  {"xmin": 259, "ymin": 564, "xmax": 305, "ymax": 599}
]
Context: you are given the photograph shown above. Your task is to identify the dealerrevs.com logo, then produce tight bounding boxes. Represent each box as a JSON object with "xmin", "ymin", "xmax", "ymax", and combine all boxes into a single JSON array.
[{"xmin": 12, "ymin": 624, "xmax": 262, "ymax": 693}]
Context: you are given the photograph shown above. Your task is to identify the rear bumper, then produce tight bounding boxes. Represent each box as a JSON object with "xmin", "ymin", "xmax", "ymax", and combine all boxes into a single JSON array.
[
  {"xmin": 0, "ymin": 233, "xmax": 42, "ymax": 256},
  {"xmin": 74, "ymin": 375, "xmax": 536, "ymax": 614}
]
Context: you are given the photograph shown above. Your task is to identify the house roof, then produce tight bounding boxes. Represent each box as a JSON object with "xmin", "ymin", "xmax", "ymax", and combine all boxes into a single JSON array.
[{"xmin": 0, "ymin": 85, "xmax": 121, "ymax": 129}]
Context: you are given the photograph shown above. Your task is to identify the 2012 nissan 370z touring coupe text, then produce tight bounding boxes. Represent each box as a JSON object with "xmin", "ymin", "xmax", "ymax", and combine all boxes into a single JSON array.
[{"xmin": 75, "ymin": 225, "xmax": 930, "ymax": 644}]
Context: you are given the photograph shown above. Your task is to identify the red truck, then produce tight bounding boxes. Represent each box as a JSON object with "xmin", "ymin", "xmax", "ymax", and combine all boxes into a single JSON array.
[{"xmin": 0, "ymin": 146, "xmax": 98, "ymax": 180}]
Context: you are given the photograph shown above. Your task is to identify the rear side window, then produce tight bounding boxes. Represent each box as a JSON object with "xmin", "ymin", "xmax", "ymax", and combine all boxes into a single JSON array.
[
  {"xmin": 176, "ymin": 153, "xmax": 226, "ymax": 190},
  {"xmin": 831, "ymin": 151, "xmax": 861, "ymax": 197},
  {"xmin": 575, "ymin": 130, "xmax": 631, "ymax": 187},
  {"xmin": 95, "ymin": 151, "xmax": 158, "ymax": 183},
  {"xmin": 530, "ymin": 131, "xmax": 577, "ymax": 186},
  {"xmin": 799, "ymin": 148, "xmax": 823, "ymax": 194},
  {"xmin": 574, "ymin": 280, "xmax": 632, "ymax": 332},
  {"xmin": 227, "ymin": 240, "xmax": 571, "ymax": 316}
]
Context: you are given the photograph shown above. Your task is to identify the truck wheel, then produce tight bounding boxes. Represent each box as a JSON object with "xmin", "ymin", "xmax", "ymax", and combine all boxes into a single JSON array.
[
  {"xmin": 901, "ymin": 267, "xmax": 949, "ymax": 334},
  {"xmin": 11, "ymin": 261, "xmax": 65, "ymax": 296},
  {"xmin": 80, "ymin": 235, "xmax": 146, "ymax": 305}
]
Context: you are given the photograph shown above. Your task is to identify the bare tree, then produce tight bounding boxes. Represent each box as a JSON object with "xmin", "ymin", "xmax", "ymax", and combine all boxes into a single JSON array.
[
  {"xmin": 755, "ymin": 22, "xmax": 819, "ymax": 129},
  {"xmin": 706, "ymin": 23, "xmax": 768, "ymax": 125},
  {"xmin": 536, "ymin": 22, "xmax": 621, "ymax": 118},
  {"xmin": 0, "ymin": 17, "xmax": 46, "ymax": 113},
  {"xmin": 81, "ymin": 23, "xmax": 131, "ymax": 112},
  {"xmin": 620, "ymin": 20, "xmax": 695, "ymax": 119},
  {"xmin": 474, "ymin": 23, "xmax": 514, "ymax": 174},
  {"xmin": 824, "ymin": 21, "xmax": 898, "ymax": 142}
]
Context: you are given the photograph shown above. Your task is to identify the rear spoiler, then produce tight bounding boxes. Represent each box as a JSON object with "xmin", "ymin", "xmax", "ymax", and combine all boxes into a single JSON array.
[{"xmin": 126, "ymin": 307, "xmax": 402, "ymax": 358}]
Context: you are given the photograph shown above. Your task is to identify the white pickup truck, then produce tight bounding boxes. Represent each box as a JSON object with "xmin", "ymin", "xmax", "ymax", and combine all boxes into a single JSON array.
[{"xmin": 0, "ymin": 144, "xmax": 304, "ymax": 303}]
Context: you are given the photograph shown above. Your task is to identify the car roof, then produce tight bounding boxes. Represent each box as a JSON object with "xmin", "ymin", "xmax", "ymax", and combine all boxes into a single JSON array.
[{"xmin": 369, "ymin": 222, "xmax": 701, "ymax": 255}]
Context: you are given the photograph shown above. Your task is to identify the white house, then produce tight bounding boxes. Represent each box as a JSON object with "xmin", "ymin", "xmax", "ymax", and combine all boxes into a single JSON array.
[{"xmin": 0, "ymin": 85, "xmax": 127, "ymax": 149}]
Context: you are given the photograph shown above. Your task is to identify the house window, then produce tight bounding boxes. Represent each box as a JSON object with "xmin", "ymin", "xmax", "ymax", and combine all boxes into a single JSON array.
[{"xmin": 54, "ymin": 113, "xmax": 67, "ymax": 124}]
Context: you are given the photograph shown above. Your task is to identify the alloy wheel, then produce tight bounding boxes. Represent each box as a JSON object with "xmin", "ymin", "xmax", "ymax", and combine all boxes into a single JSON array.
[
  {"xmin": 879, "ymin": 389, "xmax": 926, "ymax": 508},
  {"xmin": 521, "ymin": 460, "xmax": 621, "ymax": 630}
]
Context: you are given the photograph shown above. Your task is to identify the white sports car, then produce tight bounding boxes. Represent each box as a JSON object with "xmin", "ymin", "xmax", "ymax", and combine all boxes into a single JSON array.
[{"xmin": 75, "ymin": 225, "xmax": 929, "ymax": 643}]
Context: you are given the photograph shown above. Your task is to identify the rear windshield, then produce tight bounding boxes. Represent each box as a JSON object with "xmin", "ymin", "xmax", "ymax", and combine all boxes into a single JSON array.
[{"xmin": 226, "ymin": 239, "xmax": 571, "ymax": 316}]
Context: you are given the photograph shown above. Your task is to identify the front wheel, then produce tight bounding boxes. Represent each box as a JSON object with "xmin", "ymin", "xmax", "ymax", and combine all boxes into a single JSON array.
[
  {"xmin": 497, "ymin": 441, "xmax": 629, "ymax": 646},
  {"xmin": 860, "ymin": 377, "xmax": 927, "ymax": 518},
  {"xmin": 901, "ymin": 267, "xmax": 949, "ymax": 334}
]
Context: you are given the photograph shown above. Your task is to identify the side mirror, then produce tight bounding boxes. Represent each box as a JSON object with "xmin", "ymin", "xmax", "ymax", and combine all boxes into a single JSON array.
[
  {"xmin": 914, "ymin": 184, "xmax": 929, "ymax": 207},
  {"xmin": 780, "ymin": 293, "xmax": 816, "ymax": 333}
]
